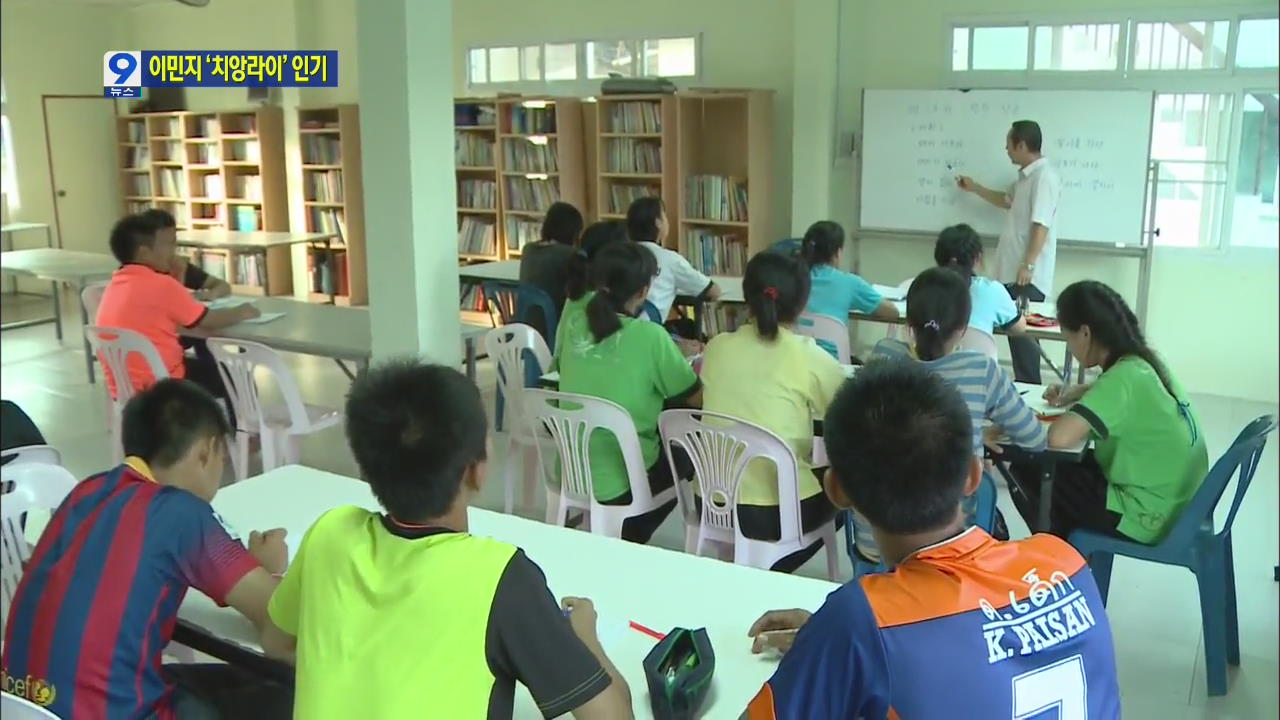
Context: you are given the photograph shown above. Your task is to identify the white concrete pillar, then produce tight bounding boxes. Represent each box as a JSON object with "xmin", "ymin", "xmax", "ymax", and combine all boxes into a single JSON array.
[{"xmin": 790, "ymin": 0, "xmax": 841, "ymax": 235}]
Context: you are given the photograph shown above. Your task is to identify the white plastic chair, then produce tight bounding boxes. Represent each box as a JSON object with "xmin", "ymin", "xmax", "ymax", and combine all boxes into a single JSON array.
[
  {"xmin": 523, "ymin": 389, "xmax": 676, "ymax": 539},
  {"xmin": 0, "ymin": 445, "xmax": 61, "ymax": 468},
  {"xmin": 659, "ymin": 409, "xmax": 838, "ymax": 579},
  {"xmin": 1, "ymin": 693, "xmax": 59, "ymax": 719},
  {"xmin": 205, "ymin": 338, "xmax": 340, "ymax": 480},
  {"xmin": 795, "ymin": 312, "xmax": 851, "ymax": 363},
  {"xmin": 85, "ymin": 325, "xmax": 170, "ymax": 463},
  {"xmin": 2, "ymin": 462, "xmax": 78, "ymax": 633},
  {"xmin": 958, "ymin": 327, "xmax": 999, "ymax": 359},
  {"xmin": 81, "ymin": 281, "xmax": 108, "ymax": 323},
  {"xmin": 484, "ymin": 324, "xmax": 553, "ymax": 514}
]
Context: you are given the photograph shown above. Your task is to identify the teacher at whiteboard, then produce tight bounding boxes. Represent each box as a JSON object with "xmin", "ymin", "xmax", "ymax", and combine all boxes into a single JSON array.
[{"xmin": 955, "ymin": 119, "xmax": 1061, "ymax": 385}]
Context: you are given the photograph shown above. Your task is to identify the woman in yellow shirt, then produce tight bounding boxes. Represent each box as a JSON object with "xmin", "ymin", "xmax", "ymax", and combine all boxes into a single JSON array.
[{"xmin": 700, "ymin": 252, "xmax": 848, "ymax": 572}]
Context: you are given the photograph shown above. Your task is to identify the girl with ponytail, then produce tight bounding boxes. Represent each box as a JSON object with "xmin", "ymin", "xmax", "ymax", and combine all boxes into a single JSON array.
[
  {"xmin": 934, "ymin": 223, "xmax": 1028, "ymax": 338},
  {"xmin": 699, "ymin": 252, "xmax": 848, "ymax": 572},
  {"xmin": 800, "ymin": 220, "xmax": 900, "ymax": 359},
  {"xmin": 556, "ymin": 241, "xmax": 701, "ymax": 545},
  {"xmin": 1010, "ymin": 280, "xmax": 1208, "ymax": 544}
]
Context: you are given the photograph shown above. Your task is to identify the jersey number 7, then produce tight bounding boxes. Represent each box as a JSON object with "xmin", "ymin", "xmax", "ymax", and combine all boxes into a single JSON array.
[{"xmin": 1011, "ymin": 654, "xmax": 1087, "ymax": 720}]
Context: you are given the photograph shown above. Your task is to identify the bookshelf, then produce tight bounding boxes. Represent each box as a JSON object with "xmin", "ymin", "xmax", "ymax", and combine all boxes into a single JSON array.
[
  {"xmin": 455, "ymin": 98, "xmax": 502, "ymax": 265},
  {"xmin": 496, "ymin": 96, "xmax": 586, "ymax": 259},
  {"xmin": 298, "ymin": 105, "xmax": 368, "ymax": 306},
  {"xmin": 593, "ymin": 95, "xmax": 679, "ymax": 247},
  {"xmin": 117, "ymin": 107, "xmax": 292, "ymax": 296},
  {"xmin": 676, "ymin": 91, "xmax": 773, "ymax": 277}
]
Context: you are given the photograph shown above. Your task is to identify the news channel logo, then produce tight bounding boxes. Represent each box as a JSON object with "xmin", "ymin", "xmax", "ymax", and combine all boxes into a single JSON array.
[
  {"xmin": 103, "ymin": 51, "xmax": 143, "ymax": 98},
  {"xmin": 103, "ymin": 50, "xmax": 338, "ymax": 97}
]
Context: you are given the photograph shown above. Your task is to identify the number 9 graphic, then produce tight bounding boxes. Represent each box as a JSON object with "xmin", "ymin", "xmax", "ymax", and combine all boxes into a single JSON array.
[
  {"xmin": 109, "ymin": 53, "xmax": 137, "ymax": 83},
  {"xmin": 103, "ymin": 51, "xmax": 141, "ymax": 87}
]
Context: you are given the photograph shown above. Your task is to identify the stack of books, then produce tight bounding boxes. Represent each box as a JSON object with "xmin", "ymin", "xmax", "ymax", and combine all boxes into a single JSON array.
[
  {"xmin": 502, "ymin": 139, "xmax": 558, "ymax": 173},
  {"xmin": 457, "ymin": 217, "xmax": 497, "ymax": 256},
  {"xmin": 607, "ymin": 102, "xmax": 662, "ymax": 133},
  {"xmin": 505, "ymin": 218, "xmax": 542, "ymax": 253},
  {"xmin": 607, "ymin": 183, "xmax": 657, "ymax": 214},
  {"xmin": 302, "ymin": 135, "xmax": 342, "ymax": 165},
  {"xmin": 234, "ymin": 252, "xmax": 267, "ymax": 287},
  {"xmin": 684, "ymin": 230, "xmax": 748, "ymax": 276},
  {"xmin": 458, "ymin": 179, "xmax": 497, "ymax": 209},
  {"xmin": 306, "ymin": 170, "xmax": 345, "ymax": 202},
  {"xmin": 504, "ymin": 177, "xmax": 560, "ymax": 212},
  {"xmin": 686, "ymin": 176, "xmax": 748, "ymax": 222},
  {"xmin": 605, "ymin": 139, "xmax": 661, "ymax": 173},
  {"xmin": 455, "ymin": 103, "xmax": 497, "ymax": 127},
  {"xmin": 509, "ymin": 106, "xmax": 557, "ymax": 134},
  {"xmin": 455, "ymin": 134, "xmax": 495, "ymax": 167}
]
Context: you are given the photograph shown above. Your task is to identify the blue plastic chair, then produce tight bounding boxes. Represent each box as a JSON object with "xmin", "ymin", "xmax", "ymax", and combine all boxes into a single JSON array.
[
  {"xmin": 641, "ymin": 300, "xmax": 664, "ymax": 324},
  {"xmin": 483, "ymin": 283, "xmax": 559, "ymax": 431},
  {"xmin": 1069, "ymin": 415, "xmax": 1276, "ymax": 697}
]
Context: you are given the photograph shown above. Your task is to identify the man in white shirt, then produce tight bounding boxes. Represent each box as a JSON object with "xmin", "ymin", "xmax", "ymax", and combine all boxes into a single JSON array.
[
  {"xmin": 627, "ymin": 197, "xmax": 721, "ymax": 322},
  {"xmin": 956, "ymin": 120, "xmax": 1062, "ymax": 384}
]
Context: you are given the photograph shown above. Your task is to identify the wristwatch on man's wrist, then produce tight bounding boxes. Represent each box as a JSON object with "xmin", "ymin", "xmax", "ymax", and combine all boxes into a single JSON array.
[{"xmin": 1023, "ymin": 262, "xmax": 1035, "ymax": 271}]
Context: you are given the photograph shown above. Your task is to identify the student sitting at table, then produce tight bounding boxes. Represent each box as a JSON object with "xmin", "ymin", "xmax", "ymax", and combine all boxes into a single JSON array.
[
  {"xmin": 519, "ymin": 201, "xmax": 584, "ymax": 315},
  {"xmin": 935, "ymin": 222, "xmax": 1028, "ymax": 338},
  {"xmin": 1010, "ymin": 280, "xmax": 1208, "ymax": 544},
  {"xmin": 97, "ymin": 214, "xmax": 257, "ymax": 419},
  {"xmin": 141, "ymin": 208, "xmax": 233, "ymax": 301},
  {"xmin": 744, "ymin": 360, "xmax": 1120, "ymax": 719},
  {"xmin": 800, "ymin": 220, "xmax": 899, "ymax": 359},
  {"xmin": 627, "ymin": 196, "xmax": 721, "ymax": 323},
  {"xmin": 700, "ymin": 252, "xmax": 846, "ymax": 573},
  {"xmin": 261, "ymin": 361, "xmax": 632, "ymax": 719},
  {"xmin": 1, "ymin": 379, "xmax": 292, "ymax": 719},
  {"xmin": 555, "ymin": 220, "xmax": 628, "ymax": 363},
  {"xmin": 863, "ymin": 266, "xmax": 1046, "ymax": 558},
  {"xmin": 557, "ymin": 242, "xmax": 701, "ymax": 544}
]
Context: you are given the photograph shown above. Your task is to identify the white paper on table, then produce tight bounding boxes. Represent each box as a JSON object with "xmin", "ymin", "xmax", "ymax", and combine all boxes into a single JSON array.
[
  {"xmin": 1016, "ymin": 383, "xmax": 1069, "ymax": 418},
  {"xmin": 871, "ymin": 283, "xmax": 906, "ymax": 301},
  {"xmin": 238, "ymin": 312, "xmax": 285, "ymax": 325}
]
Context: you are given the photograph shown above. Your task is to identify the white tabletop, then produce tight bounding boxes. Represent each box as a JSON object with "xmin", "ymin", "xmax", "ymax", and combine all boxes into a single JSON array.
[
  {"xmin": 458, "ymin": 259, "xmax": 520, "ymax": 283},
  {"xmin": 1, "ymin": 222, "xmax": 50, "ymax": 233},
  {"xmin": 0, "ymin": 248, "xmax": 118, "ymax": 283},
  {"xmin": 176, "ymin": 230, "xmax": 337, "ymax": 250},
  {"xmin": 180, "ymin": 466, "xmax": 835, "ymax": 718}
]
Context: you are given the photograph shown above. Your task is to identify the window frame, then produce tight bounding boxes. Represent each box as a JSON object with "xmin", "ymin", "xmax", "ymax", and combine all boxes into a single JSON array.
[{"xmin": 466, "ymin": 34, "xmax": 701, "ymax": 94}]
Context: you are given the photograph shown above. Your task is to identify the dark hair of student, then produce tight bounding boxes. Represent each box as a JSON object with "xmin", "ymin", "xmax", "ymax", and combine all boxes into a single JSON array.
[
  {"xmin": 345, "ymin": 360, "xmax": 488, "ymax": 521},
  {"xmin": 906, "ymin": 266, "xmax": 972, "ymax": 362},
  {"xmin": 625, "ymin": 196, "xmax": 665, "ymax": 244},
  {"xmin": 1009, "ymin": 120, "xmax": 1043, "ymax": 153},
  {"xmin": 540, "ymin": 201, "xmax": 584, "ymax": 246},
  {"xmin": 141, "ymin": 208, "xmax": 177, "ymax": 229},
  {"xmin": 121, "ymin": 379, "xmax": 230, "ymax": 468},
  {"xmin": 934, "ymin": 223, "xmax": 984, "ymax": 281},
  {"xmin": 824, "ymin": 359, "xmax": 973, "ymax": 534},
  {"xmin": 585, "ymin": 242, "xmax": 657, "ymax": 343},
  {"xmin": 1056, "ymin": 280, "xmax": 1177, "ymax": 400},
  {"xmin": 108, "ymin": 214, "xmax": 159, "ymax": 264},
  {"xmin": 800, "ymin": 220, "xmax": 844, "ymax": 267},
  {"xmin": 744, "ymin": 251, "xmax": 810, "ymax": 342},
  {"xmin": 565, "ymin": 220, "xmax": 627, "ymax": 302}
]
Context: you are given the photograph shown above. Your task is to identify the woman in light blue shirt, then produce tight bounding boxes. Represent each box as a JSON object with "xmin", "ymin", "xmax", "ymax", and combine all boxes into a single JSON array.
[
  {"xmin": 801, "ymin": 221, "xmax": 899, "ymax": 358},
  {"xmin": 935, "ymin": 223, "xmax": 1028, "ymax": 338}
]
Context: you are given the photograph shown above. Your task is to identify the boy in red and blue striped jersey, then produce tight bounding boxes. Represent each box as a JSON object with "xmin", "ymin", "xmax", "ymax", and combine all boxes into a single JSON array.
[
  {"xmin": 746, "ymin": 360, "xmax": 1121, "ymax": 720},
  {"xmin": 1, "ymin": 380, "xmax": 292, "ymax": 719}
]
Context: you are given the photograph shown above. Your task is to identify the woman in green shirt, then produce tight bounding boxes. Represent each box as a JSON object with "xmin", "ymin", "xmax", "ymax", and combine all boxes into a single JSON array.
[{"xmin": 1011, "ymin": 281, "xmax": 1208, "ymax": 544}]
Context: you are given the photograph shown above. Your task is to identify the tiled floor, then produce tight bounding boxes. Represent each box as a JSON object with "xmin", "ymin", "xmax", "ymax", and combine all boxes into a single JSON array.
[{"xmin": 4, "ymin": 289, "xmax": 1277, "ymax": 718}]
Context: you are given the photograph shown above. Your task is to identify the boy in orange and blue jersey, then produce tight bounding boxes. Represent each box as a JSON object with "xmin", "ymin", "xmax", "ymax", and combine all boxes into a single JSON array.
[{"xmin": 746, "ymin": 360, "xmax": 1121, "ymax": 719}]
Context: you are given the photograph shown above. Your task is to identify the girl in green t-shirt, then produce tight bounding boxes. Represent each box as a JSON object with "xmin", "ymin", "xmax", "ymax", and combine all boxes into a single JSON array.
[{"xmin": 1010, "ymin": 281, "xmax": 1207, "ymax": 544}]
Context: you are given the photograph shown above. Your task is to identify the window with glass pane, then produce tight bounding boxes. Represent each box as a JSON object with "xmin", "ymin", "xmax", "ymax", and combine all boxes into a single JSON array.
[
  {"xmin": 1149, "ymin": 93, "xmax": 1233, "ymax": 247},
  {"xmin": 488, "ymin": 47, "xmax": 520, "ymax": 82},
  {"xmin": 1236, "ymin": 18, "xmax": 1280, "ymax": 69},
  {"xmin": 952, "ymin": 28, "xmax": 970, "ymax": 71},
  {"xmin": 587, "ymin": 40, "xmax": 635, "ymax": 79},
  {"xmin": 1132, "ymin": 20, "xmax": 1228, "ymax": 70},
  {"xmin": 545, "ymin": 43, "xmax": 577, "ymax": 80},
  {"xmin": 1230, "ymin": 92, "xmax": 1279, "ymax": 248},
  {"xmin": 1033, "ymin": 23, "xmax": 1120, "ymax": 70},
  {"xmin": 971, "ymin": 26, "xmax": 1029, "ymax": 70},
  {"xmin": 641, "ymin": 37, "xmax": 697, "ymax": 77},
  {"xmin": 521, "ymin": 46, "xmax": 542, "ymax": 81},
  {"xmin": 468, "ymin": 48, "xmax": 488, "ymax": 84}
]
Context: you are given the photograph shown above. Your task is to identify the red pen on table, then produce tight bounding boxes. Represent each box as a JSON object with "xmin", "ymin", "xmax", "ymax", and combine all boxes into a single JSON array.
[{"xmin": 629, "ymin": 620, "xmax": 666, "ymax": 641}]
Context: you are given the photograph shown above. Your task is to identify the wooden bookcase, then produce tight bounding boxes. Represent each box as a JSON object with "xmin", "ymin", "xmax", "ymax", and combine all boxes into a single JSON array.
[
  {"xmin": 593, "ymin": 95, "xmax": 679, "ymax": 247},
  {"xmin": 116, "ymin": 107, "xmax": 292, "ymax": 296},
  {"xmin": 297, "ymin": 105, "xmax": 368, "ymax": 306},
  {"xmin": 496, "ymin": 97, "xmax": 586, "ymax": 259},
  {"xmin": 675, "ymin": 90, "xmax": 773, "ymax": 277},
  {"xmin": 455, "ymin": 98, "xmax": 502, "ymax": 265}
]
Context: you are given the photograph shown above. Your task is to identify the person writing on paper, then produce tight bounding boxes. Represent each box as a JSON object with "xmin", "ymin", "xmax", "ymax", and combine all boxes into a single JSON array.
[
  {"xmin": 141, "ymin": 208, "xmax": 232, "ymax": 301},
  {"xmin": 2, "ymin": 380, "xmax": 293, "ymax": 718},
  {"xmin": 261, "ymin": 361, "xmax": 632, "ymax": 719},
  {"xmin": 956, "ymin": 119, "xmax": 1061, "ymax": 384},
  {"xmin": 744, "ymin": 361, "xmax": 1120, "ymax": 719}
]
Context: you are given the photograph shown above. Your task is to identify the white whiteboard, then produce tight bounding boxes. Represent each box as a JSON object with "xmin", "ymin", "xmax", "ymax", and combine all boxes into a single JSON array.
[{"xmin": 859, "ymin": 89, "xmax": 1154, "ymax": 244}]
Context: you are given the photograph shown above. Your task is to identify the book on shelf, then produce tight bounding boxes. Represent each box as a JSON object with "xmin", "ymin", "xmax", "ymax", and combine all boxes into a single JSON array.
[
  {"xmin": 125, "ymin": 146, "xmax": 150, "ymax": 168},
  {"xmin": 157, "ymin": 169, "xmax": 186, "ymax": 197},
  {"xmin": 606, "ymin": 182, "xmax": 658, "ymax": 214},
  {"xmin": 234, "ymin": 251, "xmax": 266, "ymax": 287},
  {"xmin": 457, "ymin": 217, "xmax": 497, "ymax": 256},
  {"xmin": 230, "ymin": 174, "xmax": 263, "ymax": 201},
  {"xmin": 504, "ymin": 217, "xmax": 541, "ymax": 253},
  {"xmin": 302, "ymin": 135, "xmax": 342, "ymax": 164},
  {"xmin": 686, "ymin": 175, "xmax": 748, "ymax": 222},
  {"xmin": 300, "ymin": 117, "xmax": 341, "ymax": 131},
  {"xmin": 156, "ymin": 117, "xmax": 180, "ymax": 136},
  {"xmin": 684, "ymin": 229, "xmax": 748, "ymax": 276},
  {"xmin": 455, "ymin": 134, "xmax": 495, "ymax": 167},
  {"xmin": 128, "ymin": 175, "xmax": 153, "ymax": 196},
  {"xmin": 307, "ymin": 250, "xmax": 350, "ymax": 296},
  {"xmin": 607, "ymin": 102, "xmax": 662, "ymax": 133},
  {"xmin": 306, "ymin": 170, "xmax": 345, "ymax": 203},
  {"xmin": 509, "ymin": 106, "xmax": 556, "ymax": 134},
  {"xmin": 198, "ymin": 174, "xmax": 225, "ymax": 199},
  {"xmin": 191, "ymin": 143, "xmax": 219, "ymax": 164},
  {"xmin": 702, "ymin": 304, "xmax": 747, "ymax": 336},
  {"xmin": 194, "ymin": 116, "xmax": 219, "ymax": 137},
  {"xmin": 197, "ymin": 251, "xmax": 228, "ymax": 280},
  {"xmin": 308, "ymin": 207, "xmax": 346, "ymax": 237},
  {"xmin": 503, "ymin": 177, "xmax": 560, "ymax": 212},
  {"xmin": 232, "ymin": 206, "xmax": 262, "ymax": 232},
  {"xmin": 604, "ymin": 138, "xmax": 661, "ymax": 173},
  {"xmin": 126, "ymin": 121, "xmax": 147, "ymax": 143},
  {"xmin": 459, "ymin": 283, "xmax": 486, "ymax": 312},
  {"xmin": 457, "ymin": 179, "xmax": 497, "ymax": 209},
  {"xmin": 455, "ymin": 103, "xmax": 497, "ymax": 127},
  {"xmin": 126, "ymin": 201, "xmax": 151, "ymax": 215},
  {"xmin": 225, "ymin": 139, "xmax": 261, "ymax": 162},
  {"xmin": 159, "ymin": 202, "xmax": 190, "ymax": 227},
  {"xmin": 192, "ymin": 204, "xmax": 222, "ymax": 223},
  {"xmin": 502, "ymin": 139, "xmax": 558, "ymax": 173}
]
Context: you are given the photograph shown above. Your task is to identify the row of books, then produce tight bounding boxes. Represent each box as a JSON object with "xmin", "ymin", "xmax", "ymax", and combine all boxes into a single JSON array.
[
  {"xmin": 194, "ymin": 174, "xmax": 224, "ymax": 199},
  {"xmin": 302, "ymin": 135, "xmax": 342, "ymax": 165},
  {"xmin": 504, "ymin": 178, "xmax": 560, "ymax": 212},
  {"xmin": 189, "ymin": 143, "xmax": 219, "ymax": 165},
  {"xmin": 190, "ymin": 116, "xmax": 219, "ymax": 138},
  {"xmin": 605, "ymin": 182, "xmax": 658, "ymax": 214},
  {"xmin": 686, "ymin": 175, "xmax": 749, "ymax": 222},
  {"xmin": 460, "ymin": 283, "xmax": 486, "ymax": 312},
  {"xmin": 188, "ymin": 251, "xmax": 228, "ymax": 280},
  {"xmin": 228, "ymin": 174, "xmax": 263, "ymax": 201},
  {"xmin": 305, "ymin": 170, "xmax": 345, "ymax": 203},
  {"xmin": 455, "ymin": 103, "xmax": 497, "ymax": 128},
  {"xmin": 123, "ymin": 146, "xmax": 150, "ymax": 169},
  {"xmin": 157, "ymin": 169, "xmax": 187, "ymax": 197},
  {"xmin": 233, "ymin": 251, "xmax": 267, "ymax": 287},
  {"xmin": 684, "ymin": 230, "xmax": 748, "ymax": 276},
  {"xmin": 456, "ymin": 134, "xmax": 495, "ymax": 167},
  {"xmin": 702, "ymin": 304, "xmax": 747, "ymax": 336},
  {"xmin": 299, "ymin": 117, "xmax": 339, "ymax": 131},
  {"xmin": 307, "ymin": 250, "xmax": 350, "ymax": 296},
  {"xmin": 505, "ymin": 218, "xmax": 541, "ymax": 253},
  {"xmin": 125, "ymin": 121, "xmax": 147, "ymax": 143},
  {"xmin": 152, "ymin": 141, "xmax": 182, "ymax": 163},
  {"xmin": 502, "ymin": 139, "xmax": 558, "ymax": 173},
  {"xmin": 458, "ymin": 179, "xmax": 497, "ymax": 209},
  {"xmin": 607, "ymin": 102, "xmax": 662, "ymax": 134},
  {"xmin": 224, "ymin": 139, "xmax": 261, "ymax": 163},
  {"xmin": 125, "ymin": 201, "xmax": 151, "ymax": 215},
  {"xmin": 509, "ymin": 106, "xmax": 556, "ymax": 135},
  {"xmin": 153, "ymin": 117, "xmax": 180, "ymax": 137},
  {"xmin": 458, "ymin": 217, "xmax": 497, "ymax": 256},
  {"xmin": 222, "ymin": 115, "xmax": 257, "ymax": 134},
  {"xmin": 308, "ymin": 207, "xmax": 347, "ymax": 238},
  {"xmin": 231, "ymin": 206, "xmax": 263, "ymax": 232},
  {"xmin": 604, "ymin": 139, "xmax": 661, "ymax": 174},
  {"xmin": 125, "ymin": 175, "xmax": 152, "ymax": 196}
]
